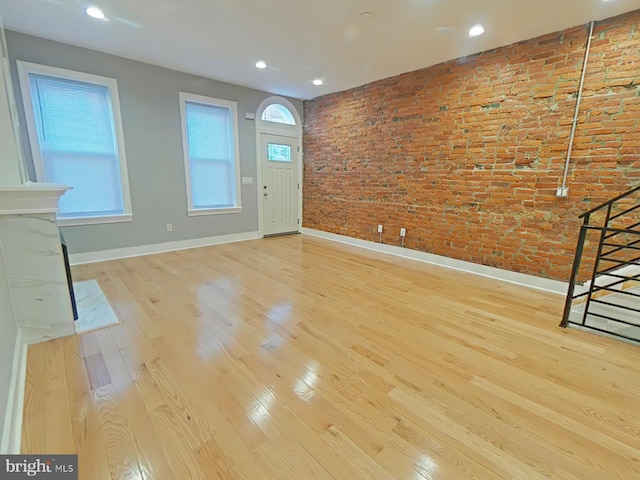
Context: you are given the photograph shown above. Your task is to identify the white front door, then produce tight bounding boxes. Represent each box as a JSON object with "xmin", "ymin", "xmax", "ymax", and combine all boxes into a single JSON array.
[{"xmin": 261, "ymin": 133, "xmax": 299, "ymax": 236}]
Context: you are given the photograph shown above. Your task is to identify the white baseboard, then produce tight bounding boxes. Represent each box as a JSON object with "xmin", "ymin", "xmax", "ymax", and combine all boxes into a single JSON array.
[
  {"xmin": 302, "ymin": 228, "xmax": 568, "ymax": 295},
  {"xmin": 1, "ymin": 329, "xmax": 26, "ymax": 454},
  {"xmin": 69, "ymin": 231, "xmax": 261, "ymax": 266}
]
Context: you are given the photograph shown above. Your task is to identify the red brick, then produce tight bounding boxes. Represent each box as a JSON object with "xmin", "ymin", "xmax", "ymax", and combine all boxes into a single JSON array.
[{"xmin": 302, "ymin": 10, "xmax": 640, "ymax": 282}]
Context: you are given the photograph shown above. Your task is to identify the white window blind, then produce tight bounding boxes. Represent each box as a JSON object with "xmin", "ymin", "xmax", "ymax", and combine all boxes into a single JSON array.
[
  {"xmin": 17, "ymin": 62, "xmax": 132, "ymax": 225},
  {"xmin": 180, "ymin": 93, "xmax": 241, "ymax": 214}
]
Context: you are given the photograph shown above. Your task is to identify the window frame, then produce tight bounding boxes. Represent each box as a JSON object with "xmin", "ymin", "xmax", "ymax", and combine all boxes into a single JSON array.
[
  {"xmin": 16, "ymin": 61, "xmax": 133, "ymax": 226},
  {"xmin": 179, "ymin": 92, "xmax": 242, "ymax": 216}
]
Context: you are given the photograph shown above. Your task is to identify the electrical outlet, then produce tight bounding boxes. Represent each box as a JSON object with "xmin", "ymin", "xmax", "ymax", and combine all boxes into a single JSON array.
[
  {"xmin": 400, "ymin": 228, "xmax": 406, "ymax": 237},
  {"xmin": 377, "ymin": 224, "xmax": 383, "ymax": 233},
  {"xmin": 166, "ymin": 223, "xmax": 173, "ymax": 232},
  {"xmin": 556, "ymin": 186, "xmax": 569, "ymax": 198}
]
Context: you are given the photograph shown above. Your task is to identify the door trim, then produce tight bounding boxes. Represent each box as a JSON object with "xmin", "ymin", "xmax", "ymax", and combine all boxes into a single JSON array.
[
  {"xmin": 259, "ymin": 132, "xmax": 300, "ymax": 237},
  {"xmin": 255, "ymin": 96, "xmax": 302, "ymax": 237}
]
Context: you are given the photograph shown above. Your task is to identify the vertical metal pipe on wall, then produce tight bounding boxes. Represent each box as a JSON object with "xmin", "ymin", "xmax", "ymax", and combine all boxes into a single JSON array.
[{"xmin": 560, "ymin": 21, "xmax": 595, "ymax": 196}]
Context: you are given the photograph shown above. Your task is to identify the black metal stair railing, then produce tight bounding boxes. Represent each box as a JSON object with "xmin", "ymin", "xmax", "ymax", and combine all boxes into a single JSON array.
[{"xmin": 560, "ymin": 184, "xmax": 640, "ymax": 342}]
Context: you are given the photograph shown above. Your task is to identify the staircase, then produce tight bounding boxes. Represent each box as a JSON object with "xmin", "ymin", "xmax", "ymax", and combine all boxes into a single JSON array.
[{"xmin": 561, "ymin": 185, "xmax": 640, "ymax": 343}]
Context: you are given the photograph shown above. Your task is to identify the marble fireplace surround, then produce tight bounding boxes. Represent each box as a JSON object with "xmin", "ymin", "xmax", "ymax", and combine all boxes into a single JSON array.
[{"xmin": 0, "ymin": 183, "xmax": 75, "ymax": 344}]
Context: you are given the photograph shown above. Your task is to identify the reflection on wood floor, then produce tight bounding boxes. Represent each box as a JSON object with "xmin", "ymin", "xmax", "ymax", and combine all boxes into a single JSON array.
[{"xmin": 22, "ymin": 235, "xmax": 640, "ymax": 479}]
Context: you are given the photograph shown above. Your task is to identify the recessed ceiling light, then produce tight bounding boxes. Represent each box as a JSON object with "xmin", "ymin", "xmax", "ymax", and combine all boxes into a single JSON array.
[
  {"xmin": 312, "ymin": 79, "xmax": 323, "ymax": 86},
  {"xmin": 256, "ymin": 60, "xmax": 267, "ymax": 69},
  {"xmin": 468, "ymin": 24, "xmax": 485, "ymax": 37},
  {"xmin": 85, "ymin": 6, "xmax": 106, "ymax": 20}
]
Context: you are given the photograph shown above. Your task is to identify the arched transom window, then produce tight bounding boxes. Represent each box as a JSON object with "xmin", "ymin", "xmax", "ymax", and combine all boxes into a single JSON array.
[{"xmin": 261, "ymin": 103, "xmax": 296, "ymax": 125}]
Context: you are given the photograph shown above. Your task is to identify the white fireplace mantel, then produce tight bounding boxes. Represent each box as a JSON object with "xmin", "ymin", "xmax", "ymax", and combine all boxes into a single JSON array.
[
  {"xmin": 0, "ymin": 182, "xmax": 71, "ymax": 215},
  {"xmin": 0, "ymin": 182, "xmax": 75, "ymax": 344}
]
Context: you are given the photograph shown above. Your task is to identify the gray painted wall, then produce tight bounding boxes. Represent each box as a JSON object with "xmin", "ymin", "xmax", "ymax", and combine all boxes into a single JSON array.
[
  {"xmin": 0, "ymin": 242, "xmax": 17, "ymax": 449},
  {"xmin": 6, "ymin": 31, "xmax": 303, "ymax": 254}
]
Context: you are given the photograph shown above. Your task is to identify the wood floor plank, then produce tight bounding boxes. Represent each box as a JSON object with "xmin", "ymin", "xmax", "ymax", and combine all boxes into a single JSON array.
[
  {"xmin": 122, "ymin": 386, "xmax": 176, "ymax": 480},
  {"xmin": 21, "ymin": 235, "xmax": 640, "ymax": 479},
  {"xmin": 21, "ymin": 345, "xmax": 45, "ymax": 454},
  {"xmin": 193, "ymin": 438, "xmax": 243, "ymax": 480},
  {"xmin": 63, "ymin": 336, "xmax": 111, "ymax": 480},
  {"xmin": 144, "ymin": 404, "xmax": 205, "ymax": 480},
  {"xmin": 43, "ymin": 386, "xmax": 74, "ymax": 454},
  {"xmin": 92, "ymin": 385, "xmax": 143, "ymax": 480}
]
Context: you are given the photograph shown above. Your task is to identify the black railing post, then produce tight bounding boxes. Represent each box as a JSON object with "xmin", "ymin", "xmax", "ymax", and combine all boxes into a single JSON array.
[
  {"xmin": 561, "ymin": 184, "xmax": 640, "ymax": 342},
  {"xmin": 560, "ymin": 219, "xmax": 590, "ymax": 327},
  {"xmin": 580, "ymin": 204, "xmax": 614, "ymax": 326}
]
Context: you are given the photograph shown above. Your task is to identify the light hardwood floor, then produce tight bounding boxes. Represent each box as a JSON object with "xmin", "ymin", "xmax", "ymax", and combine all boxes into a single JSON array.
[{"xmin": 22, "ymin": 235, "xmax": 640, "ymax": 479}]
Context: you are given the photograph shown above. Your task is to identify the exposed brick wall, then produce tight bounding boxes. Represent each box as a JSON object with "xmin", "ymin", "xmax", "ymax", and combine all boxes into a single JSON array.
[{"xmin": 303, "ymin": 10, "xmax": 640, "ymax": 281}]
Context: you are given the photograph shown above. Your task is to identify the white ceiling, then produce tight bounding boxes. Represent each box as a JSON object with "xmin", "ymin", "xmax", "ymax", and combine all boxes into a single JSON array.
[{"xmin": 1, "ymin": 0, "xmax": 640, "ymax": 100}]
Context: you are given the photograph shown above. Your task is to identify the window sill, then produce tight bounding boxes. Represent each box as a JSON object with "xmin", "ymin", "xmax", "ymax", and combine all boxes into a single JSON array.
[
  {"xmin": 57, "ymin": 214, "xmax": 133, "ymax": 227},
  {"xmin": 188, "ymin": 207, "xmax": 242, "ymax": 217}
]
